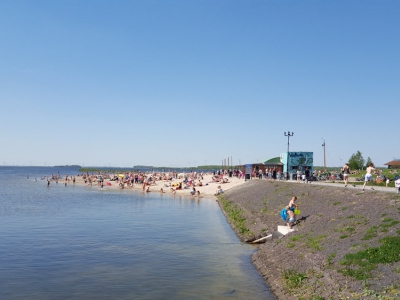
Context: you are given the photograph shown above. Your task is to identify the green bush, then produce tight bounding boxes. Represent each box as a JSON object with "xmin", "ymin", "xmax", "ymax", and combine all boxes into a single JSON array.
[{"xmin": 282, "ymin": 269, "xmax": 308, "ymax": 289}]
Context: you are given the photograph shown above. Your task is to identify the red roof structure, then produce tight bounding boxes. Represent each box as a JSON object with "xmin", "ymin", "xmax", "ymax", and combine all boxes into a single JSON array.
[{"xmin": 384, "ymin": 160, "xmax": 400, "ymax": 168}]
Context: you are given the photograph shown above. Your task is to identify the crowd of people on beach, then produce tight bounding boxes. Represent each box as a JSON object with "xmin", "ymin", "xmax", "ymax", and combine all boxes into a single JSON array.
[
  {"xmin": 252, "ymin": 167, "xmax": 283, "ymax": 180},
  {"xmin": 53, "ymin": 169, "xmax": 239, "ymax": 197},
  {"xmin": 38, "ymin": 164, "xmax": 400, "ymax": 196}
]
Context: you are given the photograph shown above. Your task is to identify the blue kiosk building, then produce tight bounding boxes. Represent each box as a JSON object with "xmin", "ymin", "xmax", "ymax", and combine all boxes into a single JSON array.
[{"xmin": 280, "ymin": 152, "xmax": 314, "ymax": 178}]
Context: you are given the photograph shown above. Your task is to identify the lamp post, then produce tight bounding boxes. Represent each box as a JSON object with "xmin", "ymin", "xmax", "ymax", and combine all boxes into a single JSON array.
[
  {"xmin": 322, "ymin": 139, "xmax": 326, "ymax": 172},
  {"xmin": 284, "ymin": 131, "xmax": 294, "ymax": 180}
]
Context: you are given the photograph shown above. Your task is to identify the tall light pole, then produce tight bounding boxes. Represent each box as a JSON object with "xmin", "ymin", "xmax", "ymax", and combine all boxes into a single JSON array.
[
  {"xmin": 322, "ymin": 139, "xmax": 326, "ymax": 172},
  {"xmin": 284, "ymin": 131, "xmax": 294, "ymax": 180}
]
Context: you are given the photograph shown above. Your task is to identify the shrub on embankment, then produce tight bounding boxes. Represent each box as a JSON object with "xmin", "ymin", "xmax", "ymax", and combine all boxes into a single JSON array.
[{"xmin": 218, "ymin": 180, "xmax": 400, "ymax": 300}]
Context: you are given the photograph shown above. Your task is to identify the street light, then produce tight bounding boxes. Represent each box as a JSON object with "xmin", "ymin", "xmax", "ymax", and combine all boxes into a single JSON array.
[{"xmin": 284, "ymin": 131, "xmax": 294, "ymax": 180}]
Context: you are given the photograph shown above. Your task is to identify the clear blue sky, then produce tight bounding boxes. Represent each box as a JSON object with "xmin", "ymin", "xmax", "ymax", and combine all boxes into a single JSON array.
[{"xmin": 0, "ymin": 0, "xmax": 398, "ymax": 168}]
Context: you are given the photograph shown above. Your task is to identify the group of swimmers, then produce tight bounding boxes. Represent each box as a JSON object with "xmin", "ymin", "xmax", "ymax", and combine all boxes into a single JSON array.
[{"xmin": 45, "ymin": 173, "xmax": 76, "ymax": 187}]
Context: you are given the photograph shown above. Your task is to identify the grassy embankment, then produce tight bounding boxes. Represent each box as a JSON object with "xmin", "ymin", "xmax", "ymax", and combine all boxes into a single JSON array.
[{"xmin": 217, "ymin": 180, "xmax": 400, "ymax": 300}]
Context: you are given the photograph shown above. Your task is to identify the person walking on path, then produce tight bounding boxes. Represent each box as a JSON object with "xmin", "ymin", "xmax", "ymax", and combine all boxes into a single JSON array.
[
  {"xmin": 362, "ymin": 163, "xmax": 376, "ymax": 191},
  {"xmin": 305, "ymin": 167, "xmax": 310, "ymax": 183},
  {"xmin": 342, "ymin": 162, "xmax": 351, "ymax": 187},
  {"xmin": 296, "ymin": 169, "xmax": 301, "ymax": 182},
  {"xmin": 395, "ymin": 177, "xmax": 400, "ymax": 193}
]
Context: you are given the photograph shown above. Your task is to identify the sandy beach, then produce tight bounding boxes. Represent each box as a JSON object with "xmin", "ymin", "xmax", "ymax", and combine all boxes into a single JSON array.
[{"xmin": 69, "ymin": 172, "xmax": 248, "ymax": 198}]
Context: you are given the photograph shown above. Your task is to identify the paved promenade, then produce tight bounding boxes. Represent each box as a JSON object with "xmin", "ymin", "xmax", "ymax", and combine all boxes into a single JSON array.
[{"xmin": 284, "ymin": 177, "xmax": 398, "ymax": 193}]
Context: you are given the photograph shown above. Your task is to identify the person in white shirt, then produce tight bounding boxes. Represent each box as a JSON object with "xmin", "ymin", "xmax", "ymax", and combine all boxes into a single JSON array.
[{"xmin": 395, "ymin": 178, "xmax": 400, "ymax": 193}]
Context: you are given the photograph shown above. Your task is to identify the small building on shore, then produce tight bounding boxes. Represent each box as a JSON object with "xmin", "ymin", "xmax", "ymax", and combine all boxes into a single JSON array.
[
  {"xmin": 240, "ymin": 152, "xmax": 313, "ymax": 179},
  {"xmin": 236, "ymin": 157, "xmax": 283, "ymax": 176},
  {"xmin": 384, "ymin": 159, "xmax": 400, "ymax": 169},
  {"xmin": 250, "ymin": 157, "xmax": 284, "ymax": 174},
  {"xmin": 263, "ymin": 157, "xmax": 283, "ymax": 173},
  {"xmin": 280, "ymin": 151, "xmax": 314, "ymax": 175}
]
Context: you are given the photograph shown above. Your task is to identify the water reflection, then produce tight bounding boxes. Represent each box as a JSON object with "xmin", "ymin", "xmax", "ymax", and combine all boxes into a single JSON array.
[{"xmin": 0, "ymin": 167, "xmax": 275, "ymax": 299}]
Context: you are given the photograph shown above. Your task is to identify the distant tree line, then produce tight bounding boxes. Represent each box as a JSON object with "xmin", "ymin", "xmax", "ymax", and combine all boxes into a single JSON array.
[
  {"xmin": 80, "ymin": 156, "xmax": 376, "ymax": 174},
  {"xmin": 79, "ymin": 165, "xmax": 228, "ymax": 173}
]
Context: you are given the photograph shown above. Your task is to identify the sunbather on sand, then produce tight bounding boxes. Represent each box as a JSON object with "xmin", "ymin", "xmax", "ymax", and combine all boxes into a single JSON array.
[{"xmin": 215, "ymin": 185, "xmax": 223, "ymax": 195}]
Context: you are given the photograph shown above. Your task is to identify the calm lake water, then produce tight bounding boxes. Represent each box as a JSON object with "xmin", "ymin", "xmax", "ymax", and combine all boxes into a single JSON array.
[{"xmin": 0, "ymin": 167, "xmax": 274, "ymax": 299}]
